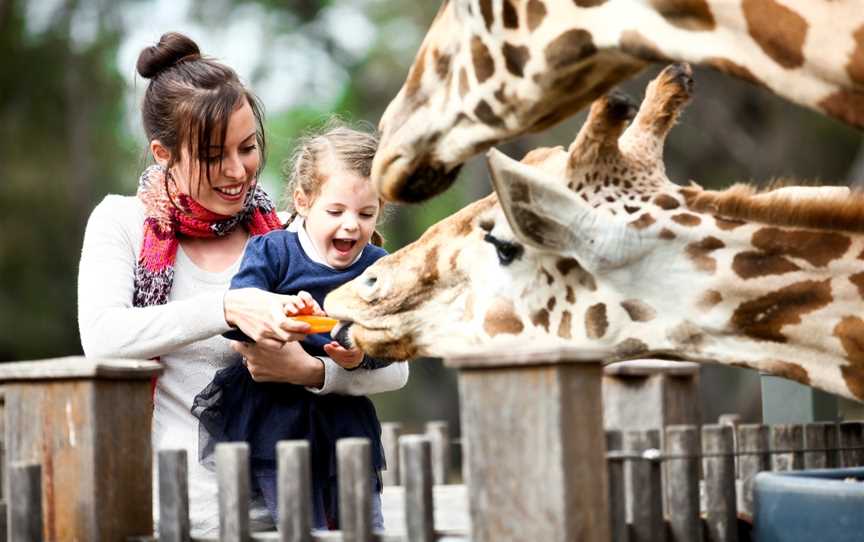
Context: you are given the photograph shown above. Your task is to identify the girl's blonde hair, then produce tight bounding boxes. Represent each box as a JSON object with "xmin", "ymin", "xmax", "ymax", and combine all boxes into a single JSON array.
[{"xmin": 282, "ymin": 120, "xmax": 387, "ymax": 245}]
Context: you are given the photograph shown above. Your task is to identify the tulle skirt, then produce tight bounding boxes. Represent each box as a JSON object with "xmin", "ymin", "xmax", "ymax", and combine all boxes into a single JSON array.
[{"xmin": 192, "ymin": 361, "xmax": 385, "ymax": 527}]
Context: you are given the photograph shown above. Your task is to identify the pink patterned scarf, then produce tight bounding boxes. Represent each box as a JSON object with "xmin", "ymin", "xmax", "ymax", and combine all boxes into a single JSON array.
[{"xmin": 133, "ymin": 165, "xmax": 283, "ymax": 307}]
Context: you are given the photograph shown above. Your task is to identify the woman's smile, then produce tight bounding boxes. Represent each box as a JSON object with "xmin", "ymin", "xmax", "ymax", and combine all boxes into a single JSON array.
[{"xmin": 213, "ymin": 182, "xmax": 248, "ymax": 202}]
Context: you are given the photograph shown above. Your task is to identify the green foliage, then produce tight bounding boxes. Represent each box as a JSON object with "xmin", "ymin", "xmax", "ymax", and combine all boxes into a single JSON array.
[{"xmin": 0, "ymin": 0, "xmax": 134, "ymax": 360}]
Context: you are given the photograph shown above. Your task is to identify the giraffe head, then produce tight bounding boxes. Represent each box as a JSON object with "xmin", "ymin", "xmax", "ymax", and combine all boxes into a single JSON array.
[
  {"xmin": 328, "ymin": 64, "xmax": 689, "ymax": 359},
  {"xmin": 373, "ymin": 0, "xmax": 645, "ymax": 203},
  {"xmin": 374, "ymin": 0, "xmax": 864, "ymax": 203},
  {"xmin": 330, "ymin": 63, "xmax": 864, "ymax": 402}
]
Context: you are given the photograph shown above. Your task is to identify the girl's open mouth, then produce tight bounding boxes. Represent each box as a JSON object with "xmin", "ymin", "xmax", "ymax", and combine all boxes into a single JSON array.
[{"xmin": 332, "ymin": 239, "xmax": 357, "ymax": 254}]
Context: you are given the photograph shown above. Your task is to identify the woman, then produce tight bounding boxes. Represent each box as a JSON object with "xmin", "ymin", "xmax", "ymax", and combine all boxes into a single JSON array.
[{"xmin": 77, "ymin": 32, "xmax": 408, "ymax": 536}]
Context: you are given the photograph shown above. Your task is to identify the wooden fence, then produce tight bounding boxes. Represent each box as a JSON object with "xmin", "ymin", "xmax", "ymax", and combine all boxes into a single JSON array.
[{"xmin": 0, "ymin": 352, "xmax": 863, "ymax": 541}]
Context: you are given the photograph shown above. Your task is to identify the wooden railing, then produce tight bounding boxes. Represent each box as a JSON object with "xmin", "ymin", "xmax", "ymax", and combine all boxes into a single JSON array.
[{"xmin": 0, "ymin": 352, "xmax": 862, "ymax": 541}]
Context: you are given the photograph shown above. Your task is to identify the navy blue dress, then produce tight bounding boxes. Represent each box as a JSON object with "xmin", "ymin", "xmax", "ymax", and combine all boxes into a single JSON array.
[{"xmin": 191, "ymin": 230, "xmax": 390, "ymax": 528}]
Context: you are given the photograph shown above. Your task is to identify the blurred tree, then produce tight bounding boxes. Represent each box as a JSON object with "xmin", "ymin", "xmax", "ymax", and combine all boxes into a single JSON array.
[{"xmin": 0, "ymin": 0, "xmax": 134, "ymax": 360}]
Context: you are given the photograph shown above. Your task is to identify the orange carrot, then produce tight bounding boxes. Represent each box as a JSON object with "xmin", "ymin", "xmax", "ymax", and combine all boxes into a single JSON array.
[{"xmin": 293, "ymin": 315, "xmax": 338, "ymax": 334}]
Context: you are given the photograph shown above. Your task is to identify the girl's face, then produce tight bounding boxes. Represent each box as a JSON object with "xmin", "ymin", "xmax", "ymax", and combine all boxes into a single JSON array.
[
  {"xmin": 156, "ymin": 100, "xmax": 261, "ymax": 216},
  {"xmin": 296, "ymin": 166, "xmax": 380, "ymax": 269}
]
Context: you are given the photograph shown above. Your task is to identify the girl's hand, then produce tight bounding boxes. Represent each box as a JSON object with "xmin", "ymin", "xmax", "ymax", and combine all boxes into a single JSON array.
[
  {"xmin": 283, "ymin": 291, "xmax": 325, "ymax": 317},
  {"xmin": 232, "ymin": 340, "xmax": 325, "ymax": 387},
  {"xmin": 224, "ymin": 288, "xmax": 313, "ymax": 349},
  {"xmin": 323, "ymin": 341, "xmax": 364, "ymax": 369}
]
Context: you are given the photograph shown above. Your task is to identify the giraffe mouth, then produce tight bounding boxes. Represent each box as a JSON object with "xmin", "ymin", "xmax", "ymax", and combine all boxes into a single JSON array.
[{"xmin": 376, "ymin": 152, "xmax": 463, "ymax": 203}]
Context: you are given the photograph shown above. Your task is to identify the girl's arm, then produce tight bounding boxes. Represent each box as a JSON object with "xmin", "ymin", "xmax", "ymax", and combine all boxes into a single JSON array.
[
  {"xmin": 312, "ymin": 358, "xmax": 409, "ymax": 396},
  {"xmin": 235, "ymin": 338, "xmax": 409, "ymax": 396},
  {"xmin": 77, "ymin": 196, "xmax": 231, "ymax": 359}
]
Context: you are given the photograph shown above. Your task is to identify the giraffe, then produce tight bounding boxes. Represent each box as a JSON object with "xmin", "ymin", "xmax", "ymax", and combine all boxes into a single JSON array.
[
  {"xmin": 374, "ymin": 0, "xmax": 864, "ymax": 203},
  {"xmin": 326, "ymin": 64, "xmax": 864, "ymax": 402}
]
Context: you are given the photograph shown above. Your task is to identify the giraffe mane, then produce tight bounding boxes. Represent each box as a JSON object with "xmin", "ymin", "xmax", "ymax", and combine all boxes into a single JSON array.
[{"xmin": 682, "ymin": 182, "xmax": 864, "ymax": 233}]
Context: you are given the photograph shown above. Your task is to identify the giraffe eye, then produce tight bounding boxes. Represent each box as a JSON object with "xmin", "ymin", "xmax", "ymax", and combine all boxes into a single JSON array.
[{"xmin": 484, "ymin": 233, "xmax": 524, "ymax": 266}]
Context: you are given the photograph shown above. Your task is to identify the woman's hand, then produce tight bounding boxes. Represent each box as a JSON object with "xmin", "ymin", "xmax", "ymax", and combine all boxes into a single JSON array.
[
  {"xmin": 231, "ymin": 340, "xmax": 325, "ymax": 388},
  {"xmin": 323, "ymin": 342, "xmax": 364, "ymax": 369},
  {"xmin": 223, "ymin": 288, "xmax": 323, "ymax": 349}
]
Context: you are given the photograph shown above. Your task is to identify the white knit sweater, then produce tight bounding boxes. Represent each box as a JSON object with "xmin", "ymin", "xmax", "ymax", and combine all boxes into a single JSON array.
[{"xmin": 77, "ymin": 195, "xmax": 409, "ymax": 536}]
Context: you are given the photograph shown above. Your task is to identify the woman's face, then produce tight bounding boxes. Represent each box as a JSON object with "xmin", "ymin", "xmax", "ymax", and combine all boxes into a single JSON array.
[{"xmin": 170, "ymin": 100, "xmax": 261, "ymax": 216}]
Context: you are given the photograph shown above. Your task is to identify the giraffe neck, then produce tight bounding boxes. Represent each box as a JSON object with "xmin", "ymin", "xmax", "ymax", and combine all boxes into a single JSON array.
[{"xmin": 456, "ymin": 0, "xmax": 863, "ymax": 134}]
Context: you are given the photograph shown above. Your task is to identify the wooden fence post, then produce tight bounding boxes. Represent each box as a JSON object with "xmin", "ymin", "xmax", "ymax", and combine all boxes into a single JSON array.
[
  {"xmin": 624, "ymin": 430, "xmax": 663, "ymax": 542},
  {"xmin": 381, "ymin": 423, "xmax": 402, "ymax": 486},
  {"xmin": 338, "ymin": 438, "xmax": 373, "ymax": 542},
  {"xmin": 157, "ymin": 450, "xmax": 190, "ymax": 542},
  {"xmin": 665, "ymin": 425, "xmax": 701, "ymax": 542},
  {"xmin": 770, "ymin": 424, "xmax": 804, "ymax": 471},
  {"xmin": 606, "ymin": 430, "xmax": 628, "ymax": 542},
  {"xmin": 702, "ymin": 425, "xmax": 737, "ymax": 542},
  {"xmin": 446, "ymin": 347, "xmax": 610, "ymax": 542},
  {"xmin": 277, "ymin": 441, "xmax": 312, "ymax": 542},
  {"xmin": 8, "ymin": 461, "xmax": 43, "ymax": 542},
  {"xmin": 400, "ymin": 435, "xmax": 435, "ymax": 542},
  {"xmin": 425, "ymin": 421, "xmax": 450, "ymax": 485},
  {"xmin": 217, "ymin": 442, "xmax": 251, "ymax": 542},
  {"xmin": 0, "ymin": 357, "xmax": 160, "ymax": 541},
  {"xmin": 838, "ymin": 421, "xmax": 864, "ymax": 467},
  {"xmin": 603, "ymin": 360, "xmax": 701, "ymax": 431},
  {"xmin": 802, "ymin": 423, "xmax": 832, "ymax": 470},
  {"xmin": 736, "ymin": 424, "xmax": 769, "ymax": 519}
]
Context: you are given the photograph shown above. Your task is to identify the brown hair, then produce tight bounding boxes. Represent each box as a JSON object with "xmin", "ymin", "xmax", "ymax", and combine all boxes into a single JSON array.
[
  {"xmin": 137, "ymin": 32, "xmax": 266, "ymax": 189},
  {"xmin": 282, "ymin": 120, "xmax": 388, "ymax": 245}
]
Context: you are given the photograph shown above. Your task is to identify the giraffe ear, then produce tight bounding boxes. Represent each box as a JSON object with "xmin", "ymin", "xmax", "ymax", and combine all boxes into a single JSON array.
[
  {"xmin": 487, "ymin": 148, "xmax": 638, "ymax": 269},
  {"xmin": 487, "ymin": 148, "xmax": 580, "ymax": 252}
]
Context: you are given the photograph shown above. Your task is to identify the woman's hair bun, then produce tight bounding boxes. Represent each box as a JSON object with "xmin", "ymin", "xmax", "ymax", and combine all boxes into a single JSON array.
[{"xmin": 137, "ymin": 32, "xmax": 201, "ymax": 79}]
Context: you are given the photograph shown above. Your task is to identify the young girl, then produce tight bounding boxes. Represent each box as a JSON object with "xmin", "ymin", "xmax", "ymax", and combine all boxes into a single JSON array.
[{"xmin": 193, "ymin": 124, "xmax": 407, "ymax": 530}]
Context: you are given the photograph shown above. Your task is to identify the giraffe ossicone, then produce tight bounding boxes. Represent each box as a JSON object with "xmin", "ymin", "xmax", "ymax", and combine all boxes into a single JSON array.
[
  {"xmin": 374, "ymin": 0, "xmax": 864, "ymax": 203},
  {"xmin": 326, "ymin": 64, "xmax": 864, "ymax": 403}
]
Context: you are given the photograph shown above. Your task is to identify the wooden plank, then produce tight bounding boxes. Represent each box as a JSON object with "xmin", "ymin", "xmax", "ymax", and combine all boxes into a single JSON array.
[
  {"xmin": 770, "ymin": 424, "xmax": 803, "ymax": 471},
  {"xmin": 718, "ymin": 415, "xmax": 741, "ymax": 478},
  {"xmin": 0, "ymin": 501, "xmax": 7, "ymax": 542},
  {"xmin": 665, "ymin": 425, "xmax": 700, "ymax": 542},
  {"xmin": 217, "ymin": 443, "xmax": 251, "ymax": 542},
  {"xmin": 702, "ymin": 425, "xmax": 737, "ymax": 542},
  {"xmin": 624, "ymin": 430, "xmax": 663, "ymax": 542},
  {"xmin": 606, "ymin": 430, "xmax": 628, "ymax": 542},
  {"xmin": 0, "ymin": 357, "xmax": 161, "ymax": 381},
  {"xmin": 736, "ymin": 424, "xmax": 769, "ymax": 519},
  {"xmin": 5, "ymin": 378, "xmax": 153, "ymax": 541},
  {"xmin": 604, "ymin": 360, "xmax": 699, "ymax": 377},
  {"xmin": 445, "ymin": 345, "xmax": 613, "ymax": 368},
  {"xmin": 277, "ymin": 441, "xmax": 312, "ymax": 542},
  {"xmin": 338, "ymin": 438, "xmax": 373, "ymax": 542},
  {"xmin": 838, "ymin": 421, "xmax": 864, "ymax": 467},
  {"xmin": 8, "ymin": 462, "xmax": 42, "ymax": 542},
  {"xmin": 802, "ymin": 423, "xmax": 831, "ymax": 470},
  {"xmin": 158, "ymin": 450, "xmax": 190, "ymax": 542},
  {"xmin": 457, "ymin": 362, "xmax": 609, "ymax": 542},
  {"xmin": 425, "ymin": 421, "xmax": 450, "ymax": 485},
  {"xmin": 380, "ymin": 423, "xmax": 402, "ymax": 486},
  {"xmin": 825, "ymin": 422, "xmax": 839, "ymax": 468},
  {"xmin": 399, "ymin": 435, "xmax": 434, "ymax": 542}
]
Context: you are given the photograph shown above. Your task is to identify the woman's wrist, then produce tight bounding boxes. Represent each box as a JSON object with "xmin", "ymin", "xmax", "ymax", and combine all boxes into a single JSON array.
[
  {"xmin": 222, "ymin": 289, "xmax": 238, "ymax": 326},
  {"xmin": 303, "ymin": 354, "xmax": 326, "ymax": 389}
]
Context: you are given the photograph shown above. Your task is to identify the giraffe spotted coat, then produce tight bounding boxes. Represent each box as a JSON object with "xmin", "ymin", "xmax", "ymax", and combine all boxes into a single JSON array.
[{"xmin": 327, "ymin": 65, "xmax": 864, "ymax": 403}]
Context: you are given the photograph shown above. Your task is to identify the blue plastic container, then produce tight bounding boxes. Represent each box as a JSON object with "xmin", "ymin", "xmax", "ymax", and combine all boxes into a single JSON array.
[{"xmin": 754, "ymin": 467, "xmax": 864, "ymax": 542}]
